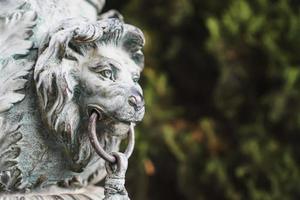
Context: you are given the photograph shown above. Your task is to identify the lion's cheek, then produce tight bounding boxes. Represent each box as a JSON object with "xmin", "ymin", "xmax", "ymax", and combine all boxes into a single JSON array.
[{"xmin": 102, "ymin": 95, "xmax": 128, "ymax": 112}]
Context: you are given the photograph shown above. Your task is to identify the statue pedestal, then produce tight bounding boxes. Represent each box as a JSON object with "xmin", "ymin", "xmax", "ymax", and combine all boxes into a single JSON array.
[{"xmin": 0, "ymin": 186, "xmax": 104, "ymax": 200}]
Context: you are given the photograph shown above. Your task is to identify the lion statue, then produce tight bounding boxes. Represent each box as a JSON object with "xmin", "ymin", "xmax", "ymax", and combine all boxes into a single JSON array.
[{"xmin": 0, "ymin": 0, "xmax": 145, "ymax": 199}]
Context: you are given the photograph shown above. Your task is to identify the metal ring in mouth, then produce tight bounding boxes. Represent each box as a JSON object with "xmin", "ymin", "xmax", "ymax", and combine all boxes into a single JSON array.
[{"xmin": 88, "ymin": 112, "xmax": 135, "ymax": 164}]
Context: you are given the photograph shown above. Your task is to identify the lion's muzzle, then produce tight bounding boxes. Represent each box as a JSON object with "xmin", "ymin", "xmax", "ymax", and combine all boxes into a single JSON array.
[{"xmin": 128, "ymin": 87, "xmax": 144, "ymax": 112}]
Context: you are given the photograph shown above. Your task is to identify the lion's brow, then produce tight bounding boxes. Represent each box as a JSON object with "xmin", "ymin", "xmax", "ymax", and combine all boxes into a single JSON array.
[{"xmin": 89, "ymin": 59, "xmax": 122, "ymax": 72}]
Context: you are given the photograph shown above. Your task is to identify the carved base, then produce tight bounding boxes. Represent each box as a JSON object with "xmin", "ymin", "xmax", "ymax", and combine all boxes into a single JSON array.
[{"xmin": 0, "ymin": 186, "xmax": 104, "ymax": 200}]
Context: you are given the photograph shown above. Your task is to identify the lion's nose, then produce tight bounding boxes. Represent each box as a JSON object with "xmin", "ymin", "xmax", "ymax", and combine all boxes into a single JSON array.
[{"xmin": 128, "ymin": 90, "xmax": 144, "ymax": 111}]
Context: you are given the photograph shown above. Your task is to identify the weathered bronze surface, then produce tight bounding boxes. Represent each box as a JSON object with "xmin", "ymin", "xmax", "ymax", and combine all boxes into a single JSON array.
[{"xmin": 0, "ymin": 0, "xmax": 145, "ymax": 199}]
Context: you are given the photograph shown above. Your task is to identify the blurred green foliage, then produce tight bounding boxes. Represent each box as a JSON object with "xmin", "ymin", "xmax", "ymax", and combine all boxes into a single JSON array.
[{"xmin": 105, "ymin": 0, "xmax": 300, "ymax": 199}]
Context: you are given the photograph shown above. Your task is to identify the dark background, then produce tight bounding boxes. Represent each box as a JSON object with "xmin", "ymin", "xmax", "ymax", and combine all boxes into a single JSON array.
[{"xmin": 104, "ymin": 1, "xmax": 300, "ymax": 199}]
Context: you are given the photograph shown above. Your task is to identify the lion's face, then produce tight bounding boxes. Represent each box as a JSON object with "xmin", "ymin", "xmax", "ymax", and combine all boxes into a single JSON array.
[{"xmin": 79, "ymin": 45, "xmax": 145, "ymax": 123}]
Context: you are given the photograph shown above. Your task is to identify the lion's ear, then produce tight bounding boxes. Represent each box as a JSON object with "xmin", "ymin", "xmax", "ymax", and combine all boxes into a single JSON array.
[{"xmin": 121, "ymin": 25, "xmax": 145, "ymax": 69}]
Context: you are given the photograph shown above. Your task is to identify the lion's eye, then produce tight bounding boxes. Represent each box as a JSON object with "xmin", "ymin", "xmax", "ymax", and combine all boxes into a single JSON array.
[
  {"xmin": 100, "ymin": 69, "xmax": 113, "ymax": 80},
  {"xmin": 133, "ymin": 75, "xmax": 140, "ymax": 83}
]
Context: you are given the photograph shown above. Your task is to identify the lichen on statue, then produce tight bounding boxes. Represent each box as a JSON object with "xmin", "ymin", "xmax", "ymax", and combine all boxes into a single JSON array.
[{"xmin": 0, "ymin": 0, "xmax": 145, "ymax": 199}]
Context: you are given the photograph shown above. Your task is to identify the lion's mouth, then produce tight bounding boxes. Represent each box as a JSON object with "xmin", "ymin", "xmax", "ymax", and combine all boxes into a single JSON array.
[
  {"xmin": 87, "ymin": 104, "xmax": 119, "ymax": 123},
  {"xmin": 87, "ymin": 104, "xmax": 134, "ymax": 139},
  {"xmin": 87, "ymin": 103, "xmax": 143, "ymax": 124},
  {"xmin": 87, "ymin": 109, "xmax": 136, "ymax": 164}
]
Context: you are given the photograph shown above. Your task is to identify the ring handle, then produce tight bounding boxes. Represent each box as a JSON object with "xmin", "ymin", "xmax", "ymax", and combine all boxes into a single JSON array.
[{"xmin": 88, "ymin": 112, "xmax": 135, "ymax": 163}]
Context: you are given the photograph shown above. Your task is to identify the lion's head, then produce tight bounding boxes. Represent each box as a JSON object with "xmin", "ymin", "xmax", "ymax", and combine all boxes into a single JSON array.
[{"xmin": 33, "ymin": 18, "xmax": 145, "ymax": 170}]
